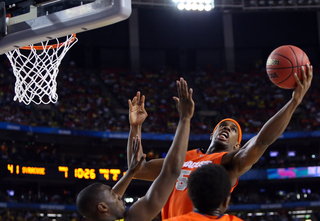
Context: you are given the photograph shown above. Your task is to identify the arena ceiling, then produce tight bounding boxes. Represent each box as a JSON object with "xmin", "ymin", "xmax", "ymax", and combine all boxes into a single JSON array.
[{"xmin": 131, "ymin": 0, "xmax": 320, "ymax": 10}]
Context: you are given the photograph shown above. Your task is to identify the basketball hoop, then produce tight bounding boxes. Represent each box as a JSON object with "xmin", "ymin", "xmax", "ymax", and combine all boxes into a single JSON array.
[{"xmin": 5, "ymin": 34, "xmax": 78, "ymax": 105}]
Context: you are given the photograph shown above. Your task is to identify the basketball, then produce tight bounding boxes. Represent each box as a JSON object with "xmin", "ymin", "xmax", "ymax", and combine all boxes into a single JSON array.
[{"xmin": 266, "ymin": 45, "xmax": 310, "ymax": 89}]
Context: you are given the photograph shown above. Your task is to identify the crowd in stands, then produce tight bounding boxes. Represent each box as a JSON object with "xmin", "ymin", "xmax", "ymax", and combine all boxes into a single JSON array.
[
  {"xmin": 0, "ymin": 188, "xmax": 75, "ymax": 206},
  {"xmin": 0, "ymin": 141, "xmax": 128, "ymax": 168},
  {"xmin": 190, "ymin": 69, "xmax": 287, "ymax": 133},
  {"xmin": 231, "ymin": 188, "xmax": 320, "ymax": 205},
  {"xmin": 1, "ymin": 59, "xmax": 320, "ymax": 135},
  {"xmin": 99, "ymin": 67, "xmax": 183, "ymax": 133}
]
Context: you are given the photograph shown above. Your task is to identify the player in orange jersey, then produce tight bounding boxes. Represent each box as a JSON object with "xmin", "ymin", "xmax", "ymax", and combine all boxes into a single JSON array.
[
  {"xmin": 76, "ymin": 78, "xmax": 194, "ymax": 221},
  {"xmin": 127, "ymin": 64, "xmax": 313, "ymax": 219},
  {"xmin": 163, "ymin": 164, "xmax": 243, "ymax": 221}
]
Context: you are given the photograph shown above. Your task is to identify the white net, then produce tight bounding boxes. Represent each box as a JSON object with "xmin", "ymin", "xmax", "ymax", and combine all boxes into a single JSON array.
[{"xmin": 5, "ymin": 34, "xmax": 78, "ymax": 105}]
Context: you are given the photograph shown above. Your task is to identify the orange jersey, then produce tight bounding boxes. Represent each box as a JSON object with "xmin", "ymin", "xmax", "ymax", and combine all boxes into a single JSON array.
[
  {"xmin": 163, "ymin": 212, "xmax": 244, "ymax": 221},
  {"xmin": 161, "ymin": 149, "xmax": 238, "ymax": 220}
]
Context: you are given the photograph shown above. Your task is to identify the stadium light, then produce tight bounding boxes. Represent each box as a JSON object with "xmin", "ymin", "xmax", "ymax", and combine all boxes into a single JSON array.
[
  {"xmin": 124, "ymin": 197, "xmax": 134, "ymax": 203},
  {"xmin": 185, "ymin": 3, "xmax": 192, "ymax": 10},
  {"xmin": 173, "ymin": 0, "xmax": 214, "ymax": 11}
]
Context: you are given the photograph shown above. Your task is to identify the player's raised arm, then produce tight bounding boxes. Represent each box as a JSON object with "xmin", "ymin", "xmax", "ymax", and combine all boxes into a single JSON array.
[
  {"xmin": 127, "ymin": 91, "xmax": 147, "ymax": 165},
  {"xmin": 127, "ymin": 91, "xmax": 164, "ymax": 181},
  {"xmin": 76, "ymin": 137, "xmax": 146, "ymax": 221},
  {"xmin": 231, "ymin": 63, "xmax": 313, "ymax": 176},
  {"xmin": 125, "ymin": 78, "xmax": 194, "ymax": 221},
  {"xmin": 112, "ymin": 135, "xmax": 146, "ymax": 198}
]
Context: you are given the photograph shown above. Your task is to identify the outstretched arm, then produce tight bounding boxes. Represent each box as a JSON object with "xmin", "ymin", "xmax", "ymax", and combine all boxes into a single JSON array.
[
  {"xmin": 127, "ymin": 91, "xmax": 164, "ymax": 181},
  {"xmin": 126, "ymin": 78, "xmax": 194, "ymax": 221},
  {"xmin": 112, "ymin": 135, "xmax": 146, "ymax": 198},
  {"xmin": 127, "ymin": 91, "xmax": 147, "ymax": 166},
  {"xmin": 229, "ymin": 64, "xmax": 313, "ymax": 177}
]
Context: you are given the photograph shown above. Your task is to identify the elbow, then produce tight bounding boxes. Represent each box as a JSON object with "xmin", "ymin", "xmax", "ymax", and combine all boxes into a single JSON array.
[{"xmin": 161, "ymin": 155, "xmax": 185, "ymax": 178}]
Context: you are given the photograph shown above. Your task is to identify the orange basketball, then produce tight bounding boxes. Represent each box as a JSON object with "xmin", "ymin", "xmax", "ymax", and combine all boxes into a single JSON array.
[{"xmin": 266, "ymin": 45, "xmax": 310, "ymax": 89}]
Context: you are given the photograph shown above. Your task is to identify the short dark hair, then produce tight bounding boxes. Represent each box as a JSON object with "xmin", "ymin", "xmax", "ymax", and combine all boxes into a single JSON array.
[
  {"xmin": 76, "ymin": 182, "xmax": 105, "ymax": 219},
  {"xmin": 188, "ymin": 164, "xmax": 231, "ymax": 214}
]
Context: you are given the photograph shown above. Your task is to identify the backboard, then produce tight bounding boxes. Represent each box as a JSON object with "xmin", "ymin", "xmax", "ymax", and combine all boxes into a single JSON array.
[{"xmin": 0, "ymin": 0, "xmax": 132, "ymax": 54}]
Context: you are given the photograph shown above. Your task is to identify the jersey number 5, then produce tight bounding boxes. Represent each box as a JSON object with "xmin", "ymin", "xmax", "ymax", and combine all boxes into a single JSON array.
[{"xmin": 175, "ymin": 169, "xmax": 191, "ymax": 191}]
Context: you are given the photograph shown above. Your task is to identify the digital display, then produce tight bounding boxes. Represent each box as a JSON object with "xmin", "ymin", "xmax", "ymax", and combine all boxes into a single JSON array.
[
  {"xmin": 3, "ymin": 163, "xmax": 125, "ymax": 182},
  {"xmin": 267, "ymin": 166, "xmax": 320, "ymax": 179}
]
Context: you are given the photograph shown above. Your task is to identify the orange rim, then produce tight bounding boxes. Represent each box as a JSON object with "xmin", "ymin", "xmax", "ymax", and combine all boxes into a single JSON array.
[{"xmin": 20, "ymin": 34, "xmax": 77, "ymax": 50}]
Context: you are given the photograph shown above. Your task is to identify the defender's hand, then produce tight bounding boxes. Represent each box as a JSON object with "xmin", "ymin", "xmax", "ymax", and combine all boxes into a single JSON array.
[
  {"xmin": 173, "ymin": 78, "xmax": 195, "ymax": 120},
  {"xmin": 128, "ymin": 91, "xmax": 148, "ymax": 126},
  {"xmin": 128, "ymin": 135, "xmax": 146, "ymax": 176}
]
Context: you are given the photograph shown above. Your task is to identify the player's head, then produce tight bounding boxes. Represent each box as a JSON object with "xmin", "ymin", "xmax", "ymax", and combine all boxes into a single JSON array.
[
  {"xmin": 76, "ymin": 182, "xmax": 126, "ymax": 221},
  {"xmin": 208, "ymin": 118, "xmax": 242, "ymax": 153},
  {"xmin": 188, "ymin": 164, "xmax": 231, "ymax": 215}
]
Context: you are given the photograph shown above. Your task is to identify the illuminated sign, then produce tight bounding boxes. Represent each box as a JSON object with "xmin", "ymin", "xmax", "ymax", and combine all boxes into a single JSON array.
[
  {"xmin": 268, "ymin": 166, "xmax": 320, "ymax": 180},
  {"xmin": 99, "ymin": 169, "xmax": 121, "ymax": 181},
  {"xmin": 58, "ymin": 166, "xmax": 68, "ymax": 178},
  {"xmin": 7, "ymin": 164, "xmax": 45, "ymax": 175},
  {"xmin": 22, "ymin": 166, "xmax": 45, "ymax": 175},
  {"xmin": 5, "ymin": 163, "xmax": 125, "ymax": 181},
  {"xmin": 74, "ymin": 168, "xmax": 96, "ymax": 180}
]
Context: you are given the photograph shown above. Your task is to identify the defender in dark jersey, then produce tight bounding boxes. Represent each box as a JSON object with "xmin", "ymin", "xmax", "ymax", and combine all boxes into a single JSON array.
[{"xmin": 76, "ymin": 78, "xmax": 194, "ymax": 221}]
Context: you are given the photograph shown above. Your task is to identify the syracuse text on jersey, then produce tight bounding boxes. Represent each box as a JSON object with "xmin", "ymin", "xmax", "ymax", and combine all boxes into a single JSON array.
[{"xmin": 182, "ymin": 160, "xmax": 212, "ymax": 169}]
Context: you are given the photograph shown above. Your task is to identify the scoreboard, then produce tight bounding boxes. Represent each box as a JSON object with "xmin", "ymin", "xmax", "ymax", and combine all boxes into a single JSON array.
[{"xmin": 2, "ymin": 163, "xmax": 126, "ymax": 182}]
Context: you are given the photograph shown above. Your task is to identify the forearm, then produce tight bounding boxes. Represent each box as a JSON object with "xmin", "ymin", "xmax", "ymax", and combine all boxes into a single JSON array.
[
  {"xmin": 256, "ymin": 98, "xmax": 299, "ymax": 146},
  {"xmin": 132, "ymin": 117, "xmax": 192, "ymax": 219},
  {"xmin": 133, "ymin": 159, "xmax": 164, "ymax": 181},
  {"xmin": 162, "ymin": 117, "xmax": 191, "ymax": 174},
  {"xmin": 112, "ymin": 170, "xmax": 134, "ymax": 198},
  {"xmin": 127, "ymin": 125, "xmax": 142, "ymax": 165},
  {"xmin": 127, "ymin": 125, "xmax": 162, "ymax": 181}
]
